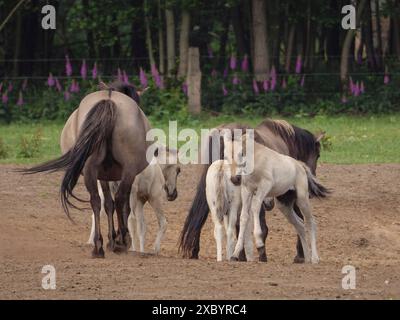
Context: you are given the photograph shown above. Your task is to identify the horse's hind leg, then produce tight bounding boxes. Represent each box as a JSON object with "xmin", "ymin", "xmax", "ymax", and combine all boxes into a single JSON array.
[
  {"xmin": 293, "ymin": 204, "xmax": 305, "ymax": 263},
  {"xmin": 99, "ymin": 180, "xmax": 116, "ymax": 251},
  {"xmin": 114, "ymin": 170, "xmax": 137, "ymax": 252},
  {"xmin": 258, "ymin": 206, "xmax": 268, "ymax": 262},
  {"xmin": 83, "ymin": 155, "xmax": 105, "ymax": 258},
  {"xmin": 88, "ymin": 181, "xmax": 106, "ymax": 245}
]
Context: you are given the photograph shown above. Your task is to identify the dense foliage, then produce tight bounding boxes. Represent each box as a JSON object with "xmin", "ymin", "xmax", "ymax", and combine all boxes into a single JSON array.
[{"xmin": 0, "ymin": 0, "xmax": 399, "ymax": 123}]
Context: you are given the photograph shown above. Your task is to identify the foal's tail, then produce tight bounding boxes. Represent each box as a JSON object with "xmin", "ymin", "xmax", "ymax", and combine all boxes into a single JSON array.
[
  {"xmin": 21, "ymin": 98, "xmax": 117, "ymax": 218},
  {"xmin": 302, "ymin": 163, "xmax": 330, "ymax": 199}
]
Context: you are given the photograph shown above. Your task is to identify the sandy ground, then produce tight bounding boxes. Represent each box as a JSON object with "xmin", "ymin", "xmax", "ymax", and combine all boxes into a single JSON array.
[{"xmin": 0, "ymin": 163, "xmax": 399, "ymax": 300}]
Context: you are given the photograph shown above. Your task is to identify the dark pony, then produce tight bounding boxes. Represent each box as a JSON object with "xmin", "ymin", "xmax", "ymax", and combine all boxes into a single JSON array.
[{"xmin": 179, "ymin": 119, "xmax": 323, "ymax": 261}]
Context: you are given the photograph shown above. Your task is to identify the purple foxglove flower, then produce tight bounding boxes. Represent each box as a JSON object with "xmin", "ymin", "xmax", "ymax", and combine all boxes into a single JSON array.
[
  {"xmin": 263, "ymin": 79, "xmax": 269, "ymax": 92},
  {"xmin": 64, "ymin": 90, "xmax": 71, "ymax": 101},
  {"xmin": 17, "ymin": 91, "xmax": 24, "ymax": 106},
  {"xmin": 270, "ymin": 66, "xmax": 277, "ymax": 90},
  {"xmin": 384, "ymin": 74, "xmax": 390, "ymax": 85},
  {"xmin": 241, "ymin": 55, "xmax": 249, "ymax": 72},
  {"xmin": 122, "ymin": 70, "xmax": 129, "ymax": 84},
  {"xmin": 223, "ymin": 68, "xmax": 228, "ymax": 78},
  {"xmin": 253, "ymin": 79, "xmax": 259, "ymax": 94},
  {"xmin": 222, "ymin": 84, "xmax": 228, "ymax": 96},
  {"xmin": 155, "ymin": 73, "xmax": 164, "ymax": 89},
  {"xmin": 354, "ymin": 81, "xmax": 360, "ymax": 96},
  {"xmin": 7, "ymin": 82, "xmax": 13, "ymax": 92},
  {"xmin": 282, "ymin": 78, "xmax": 287, "ymax": 89},
  {"xmin": 360, "ymin": 81, "xmax": 365, "ymax": 94},
  {"xmin": 211, "ymin": 69, "xmax": 217, "ymax": 77},
  {"xmin": 207, "ymin": 46, "xmax": 213, "ymax": 59},
  {"xmin": 139, "ymin": 68, "xmax": 148, "ymax": 88},
  {"xmin": 0, "ymin": 82, "xmax": 2, "ymax": 92},
  {"xmin": 300, "ymin": 75, "xmax": 305, "ymax": 87},
  {"xmin": 2, "ymin": 91, "xmax": 8, "ymax": 104},
  {"xmin": 22, "ymin": 78, "xmax": 28, "ymax": 91},
  {"xmin": 151, "ymin": 64, "xmax": 159, "ymax": 78},
  {"xmin": 55, "ymin": 78, "xmax": 62, "ymax": 92},
  {"xmin": 182, "ymin": 82, "xmax": 188, "ymax": 96},
  {"xmin": 80, "ymin": 60, "xmax": 87, "ymax": 79},
  {"xmin": 117, "ymin": 68, "xmax": 123, "ymax": 82},
  {"xmin": 65, "ymin": 55, "xmax": 72, "ymax": 77},
  {"xmin": 341, "ymin": 95, "xmax": 348, "ymax": 104},
  {"xmin": 349, "ymin": 77, "xmax": 355, "ymax": 95},
  {"xmin": 230, "ymin": 55, "xmax": 237, "ymax": 70},
  {"xmin": 47, "ymin": 73, "xmax": 55, "ymax": 87},
  {"xmin": 70, "ymin": 80, "xmax": 80, "ymax": 93},
  {"xmin": 232, "ymin": 75, "xmax": 240, "ymax": 85},
  {"xmin": 295, "ymin": 55, "xmax": 302, "ymax": 74},
  {"xmin": 92, "ymin": 62, "xmax": 98, "ymax": 79}
]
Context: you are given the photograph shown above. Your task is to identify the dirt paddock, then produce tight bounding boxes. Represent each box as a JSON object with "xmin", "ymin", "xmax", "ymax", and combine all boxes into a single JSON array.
[{"xmin": 0, "ymin": 163, "xmax": 399, "ymax": 299}]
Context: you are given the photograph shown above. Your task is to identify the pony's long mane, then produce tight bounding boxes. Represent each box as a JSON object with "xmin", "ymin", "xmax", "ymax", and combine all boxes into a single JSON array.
[{"xmin": 260, "ymin": 119, "xmax": 317, "ymax": 163}]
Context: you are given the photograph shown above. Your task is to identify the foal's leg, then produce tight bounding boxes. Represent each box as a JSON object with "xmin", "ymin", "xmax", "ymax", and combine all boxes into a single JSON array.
[
  {"xmin": 276, "ymin": 200, "xmax": 311, "ymax": 263},
  {"xmin": 231, "ymin": 187, "xmax": 253, "ymax": 261},
  {"xmin": 226, "ymin": 195, "xmax": 240, "ymax": 260},
  {"xmin": 134, "ymin": 200, "xmax": 146, "ymax": 253},
  {"xmin": 127, "ymin": 212, "xmax": 137, "ymax": 252},
  {"xmin": 244, "ymin": 212, "xmax": 254, "ymax": 261},
  {"xmin": 83, "ymin": 156, "xmax": 105, "ymax": 258},
  {"xmin": 296, "ymin": 196, "xmax": 319, "ymax": 264},
  {"xmin": 99, "ymin": 180, "xmax": 116, "ymax": 251},
  {"xmin": 149, "ymin": 197, "xmax": 167, "ymax": 254}
]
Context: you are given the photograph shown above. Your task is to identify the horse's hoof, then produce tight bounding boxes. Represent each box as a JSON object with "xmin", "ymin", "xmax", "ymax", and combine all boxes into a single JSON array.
[
  {"xmin": 257, "ymin": 246, "xmax": 267, "ymax": 262},
  {"xmin": 259, "ymin": 254, "xmax": 268, "ymax": 262},
  {"xmin": 230, "ymin": 256, "xmax": 239, "ymax": 262},
  {"xmin": 113, "ymin": 243, "xmax": 128, "ymax": 254},
  {"xmin": 293, "ymin": 255, "xmax": 305, "ymax": 264},
  {"xmin": 106, "ymin": 240, "xmax": 116, "ymax": 251},
  {"xmin": 92, "ymin": 247, "xmax": 105, "ymax": 258}
]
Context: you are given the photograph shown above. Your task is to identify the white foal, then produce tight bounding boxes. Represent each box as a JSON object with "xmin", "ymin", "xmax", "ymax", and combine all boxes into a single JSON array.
[
  {"xmin": 88, "ymin": 147, "xmax": 180, "ymax": 254},
  {"xmin": 224, "ymin": 131, "xmax": 328, "ymax": 264},
  {"xmin": 205, "ymin": 160, "xmax": 253, "ymax": 261}
]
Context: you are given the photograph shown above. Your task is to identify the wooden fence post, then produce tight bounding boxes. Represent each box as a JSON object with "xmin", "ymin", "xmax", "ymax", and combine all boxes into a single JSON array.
[{"xmin": 187, "ymin": 47, "xmax": 201, "ymax": 114}]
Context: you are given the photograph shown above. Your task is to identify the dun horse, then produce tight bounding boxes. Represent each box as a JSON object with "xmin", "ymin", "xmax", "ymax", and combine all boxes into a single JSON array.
[
  {"xmin": 179, "ymin": 119, "xmax": 325, "ymax": 262},
  {"xmin": 22, "ymin": 82, "xmax": 151, "ymax": 258}
]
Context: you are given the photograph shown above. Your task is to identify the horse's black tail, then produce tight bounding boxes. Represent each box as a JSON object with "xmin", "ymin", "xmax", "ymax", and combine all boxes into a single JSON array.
[
  {"xmin": 178, "ymin": 164, "xmax": 210, "ymax": 259},
  {"xmin": 21, "ymin": 99, "xmax": 117, "ymax": 219},
  {"xmin": 302, "ymin": 163, "xmax": 330, "ymax": 199},
  {"xmin": 19, "ymin": 150, "xmax": 72, "ymax": 174}
]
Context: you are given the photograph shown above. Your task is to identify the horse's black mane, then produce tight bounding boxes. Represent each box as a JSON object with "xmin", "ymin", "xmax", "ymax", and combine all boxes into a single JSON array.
[
  {"xmin": 99, "ymin": 81, "xmax": 141, "ymax": 105},
  {"xmin": 260, "ymin": 119, "xmax": 318, "ymax": 162}
]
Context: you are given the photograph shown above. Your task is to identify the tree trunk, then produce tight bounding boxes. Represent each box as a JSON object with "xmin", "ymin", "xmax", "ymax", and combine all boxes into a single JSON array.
[
  {"xmin": 251, "ymin": 0, "xmax": 269, "ymax": 80},
  {"xmin": 231, "ymin": 5, "xmax": 246, "ymax": 57},
  {"xmin": 218, "ymin": 13, "xmax": 230, "ymax": 70},
  {"xmin": 12, "ymin": 10, "xmax": 22, "ymax": 77},
  {"xmin": 177, "ymin": 10, "xmax": 190, "ymax": 78},
  {"xmin": 158, "ymin": 0, "xmax": 165, "ymax": 74},
  {"xmin": 145, "ymin": 13, "xmax": 155, "ymax": 67},
  {"xmin": 363, "ymin": 0, "xmax": 378, "ymax": 71},
  {"xmin": 187, "ymin": 47, "xmax": 201, "ymax": 114},
  {"xmin": 340, "ymin": 0, "xmax": 367, "ymax": 91},
  {"xmin": 165, "ymin": 8, "xmax": 175, "ymax": 76},
  {"xmin": 374, "ymin": 0, "xmax": 383, "ymax": 69},
  {"xmin": 285, "ymin": 25, "xmax": 295, "ymax": 73}
]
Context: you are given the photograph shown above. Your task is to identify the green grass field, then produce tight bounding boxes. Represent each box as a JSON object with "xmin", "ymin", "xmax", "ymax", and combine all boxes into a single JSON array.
[{"xmin": 0, "ymin": 114, "xmax": 399, "ymax": 165}]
